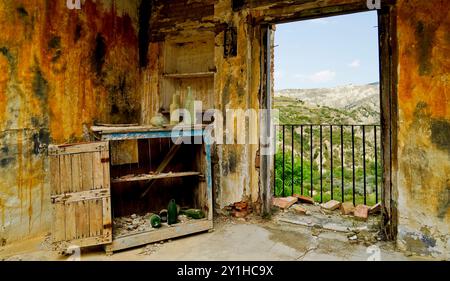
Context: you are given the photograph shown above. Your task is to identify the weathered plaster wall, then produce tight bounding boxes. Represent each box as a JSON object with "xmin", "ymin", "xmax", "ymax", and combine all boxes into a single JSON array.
[
  {"xmin": 395, "ymin": 0, "xmax": 449, "ymax": 259},
  {"xmin": 0, "ymin": 0, "xmax": 142, "ymax": 244}
]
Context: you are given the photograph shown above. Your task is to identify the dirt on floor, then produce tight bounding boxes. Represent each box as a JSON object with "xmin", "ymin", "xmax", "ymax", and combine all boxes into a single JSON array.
[{"xmin": 0, "ymin": 212, "xmax": 435, "ymax": 261}]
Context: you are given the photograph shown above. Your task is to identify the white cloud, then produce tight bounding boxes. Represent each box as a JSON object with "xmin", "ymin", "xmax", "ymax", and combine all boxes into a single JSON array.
[
  {"xmin": 308, "ymin": 70, "xmax": 336, "ymax": 83},
  {"xmin": 349, "ymin": 59, "xmax": 361, "ymax": 68}
]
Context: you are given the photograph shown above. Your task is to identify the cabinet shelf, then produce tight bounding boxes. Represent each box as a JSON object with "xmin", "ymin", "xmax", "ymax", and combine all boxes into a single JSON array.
[
  {"xmin": 111, "ymin": 171, "xmax": 202, "ymax": 184},
  {"xmin": 163, "ymin": 72, "xmax": 215, "ymax": 79}
]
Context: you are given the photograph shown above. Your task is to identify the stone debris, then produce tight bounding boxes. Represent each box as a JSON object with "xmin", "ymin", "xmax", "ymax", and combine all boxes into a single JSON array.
[
  {"xmin": 348, "ymin": 235, "xmax": 358, "ymax": 241},
  {"xmin": 369, "ymin": 203, "xmax": 382, "ymax": 214},
  {"xmin": 177, "ymin": 214, "xmax": 189, "ymax": 223},
  {"xmin": 272, "ymin": 197, "xmax": 298, "ymax": 209},
  {"xmin": 340, "ymin": 202, "xmax": 355, "ymax": 215},
  {"xmin": 292, "ymin": 205, "xmax": 309, "ymax": 215},
  {"xmin": 114, "ymin": 213, "xmax": 153, "ymax": 236},
  {"xmin": 320, "ymin": 200, "xmax": 341, "ymax": 211},
  {"xmin": 293, "ymin": 194, "xmax": 315, "ymax": 204},
  {"xmin": 354, "ymin": 205, "xmax": 370, "ymax": 221},
  {"xmin": 139, "ymin": 243, "xmax": 163, "ymax": 256}
]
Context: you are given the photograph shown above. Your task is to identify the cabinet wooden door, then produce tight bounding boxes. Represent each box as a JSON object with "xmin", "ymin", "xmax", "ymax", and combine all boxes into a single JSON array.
[{"xmin": 48, "ymin": 142, "xmax": 112, "ymax": 248}]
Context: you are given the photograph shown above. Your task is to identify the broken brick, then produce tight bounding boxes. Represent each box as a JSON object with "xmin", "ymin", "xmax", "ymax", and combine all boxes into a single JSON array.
[
  {"xmin": 320, "ymin": 200, "xmax": 341, "ymax": 211},
  {"xmin": 354, "ymin": 205, "xmax": 370, "ymax": 221},
  {"xmin": 234, "ymin": 201, "xmax": 248, "ymax": 211},
  {"xmin": 232, "ymin": 209, "xmax": 248, "ymax": 218},
  {"xmin": 369, "ymin": 202, "xmax": 381, "ymax": 215},
  {"xmin": 272, "ymin": 197, "xmax": 298, "ymax": 209},
  {"xmin": 340, "ymin": 202, "xmax": 355, "ymax": 215},
  {"xmin": 293, "ymin": 194, "xmax": 314, "ymax": 204},
  {"xmin": 292, "ymin": 205, "xmax": 308, "ymax": 215}
]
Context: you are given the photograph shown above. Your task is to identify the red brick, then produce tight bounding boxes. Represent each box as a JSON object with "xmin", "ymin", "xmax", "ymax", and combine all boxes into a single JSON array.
[
  {"xmin": 293, "ymin": 194, "xmax": 315, "ymax": 204},
  {"xmin": 272, "ymin": 197, "xmax": 298, "ymax": 209},
  {"xmin": 320, "ymin": 200, "xmax": 341, "ymax": 211},
  {"xmin": 340, "ymin": 202, "xmax": 355, "ymax": 215},
  {"xmin": 354, "ymin": 205, "xmax": 370, "ymax": 221},
  {"xmin": 232, "ymin": 209, "xmax": 248, "ymax": 218},
  {"xmin": 234, "ymin": 201, "xmax": 248, "ymax": 211}
]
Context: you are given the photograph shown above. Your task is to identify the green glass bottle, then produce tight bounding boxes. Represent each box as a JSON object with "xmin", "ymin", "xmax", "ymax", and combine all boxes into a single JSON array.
[
  {"xmin": 184, "ymin": 209, "xmax": 205, "ymax": 219},
  {"xmin": 168, "ymin": 199, "xmax": 178, "ymax": 225},
  {"xmin": 150, "ymin": 214, "xmax": 162, "ymax": 228}
]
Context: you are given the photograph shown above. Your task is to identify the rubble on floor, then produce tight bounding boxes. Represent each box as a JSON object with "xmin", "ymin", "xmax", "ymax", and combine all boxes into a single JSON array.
[
  {"xmin": 320, "ymin": 200, "xmax": 341, "ymax": 211},
  {"xmin": 293, "ymin": 194, "xmax": 315, "ymax": 204},
  {"xmin": 113, "ymin": 213, "xmax": 194, "ymax": 237},
  {"xmin": 275, "ymin": 199, "xmax": 383, "ymax": 246},
  {"xmin": 272, "ymin": 196, "xmax": 298, "ymax": 209},
  {"xmin": 138, "ymin": 242, "xmax": 164, "ymax": 256},
  {"xmin": 224, "ymin": 201, "xmax": 252, "ymax": 219},
  {"xmin": 292, "ymin": 205, "xmax": 309, "ymax": 215},
  {"xmin": 340, "ymin": 202, "xmax": 355, "ymax": 215},
  {"xmin": 354, "ymin": 205, "xmax": 370, "ymax": 221}
]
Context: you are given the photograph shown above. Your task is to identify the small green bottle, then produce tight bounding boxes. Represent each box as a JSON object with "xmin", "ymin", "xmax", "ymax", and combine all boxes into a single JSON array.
[
  {"xmin": 150, "ymin": 214, "xmax": 162, "ymax": 228},
  {"xmin": 168, "ymin": 199, "xmax": 178, "ymax": 225}
]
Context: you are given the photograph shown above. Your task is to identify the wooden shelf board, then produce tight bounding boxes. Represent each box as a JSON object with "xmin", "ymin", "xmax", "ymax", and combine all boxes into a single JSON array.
[
  {"xmin": 91, "ymin": 124, "xmax": 206, "ymax": 135},
  {"xmin": 112, "ymin": 171, "xmax": 202, "ymax": 183},
  {"xmin": 106, "ymin": 219, "xmax": 213, "ymax": 252},
  {"xmin": 163, "ymin": 72, "xmax": 215, "ymax": 79}
]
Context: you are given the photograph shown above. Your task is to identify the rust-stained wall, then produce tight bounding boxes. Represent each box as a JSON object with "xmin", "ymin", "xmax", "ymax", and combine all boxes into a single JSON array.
[
  {"xmin": 395, "ymin": 0, "xmax": 449, "ymax": 259},
  {"xmin": 0, "ymin": 0, "xmax": 142, "ymax": 243}
]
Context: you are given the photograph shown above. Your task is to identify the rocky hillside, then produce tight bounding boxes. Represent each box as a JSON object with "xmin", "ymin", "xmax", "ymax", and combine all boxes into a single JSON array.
[{"xmin": 275, "ymin": 83, "xmax": 380, "ymax": 125}]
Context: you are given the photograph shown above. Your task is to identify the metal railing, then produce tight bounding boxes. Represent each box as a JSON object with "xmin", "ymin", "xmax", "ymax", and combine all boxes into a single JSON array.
[{"xmin": 274, "ymin": 124, "xmax": 382, "ymax": 206}]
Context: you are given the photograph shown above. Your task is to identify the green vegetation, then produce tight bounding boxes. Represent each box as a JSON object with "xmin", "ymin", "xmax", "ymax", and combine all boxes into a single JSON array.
[{"xmin": 274, "ymin": 95, "xmax": 381, "ymax": 206}]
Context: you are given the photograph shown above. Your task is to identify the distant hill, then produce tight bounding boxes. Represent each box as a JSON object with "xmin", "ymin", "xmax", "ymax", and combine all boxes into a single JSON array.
[{"xmin": 274, "ymin": 83, "xmax": 380, "ymax": 125}]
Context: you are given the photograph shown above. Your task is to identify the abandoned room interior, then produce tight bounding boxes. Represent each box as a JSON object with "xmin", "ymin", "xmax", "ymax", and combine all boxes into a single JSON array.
[{"xmin": 0, "ymin": 0, "xmax": 448, "ymax": 261}]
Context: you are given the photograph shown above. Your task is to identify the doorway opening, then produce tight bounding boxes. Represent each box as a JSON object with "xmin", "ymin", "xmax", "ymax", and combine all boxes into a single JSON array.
[{"xmin": 270, "ymin": 11, "xmax": 386, "ymax": 235}]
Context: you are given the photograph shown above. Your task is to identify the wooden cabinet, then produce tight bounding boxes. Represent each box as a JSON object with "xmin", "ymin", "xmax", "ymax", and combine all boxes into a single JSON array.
[
  {"xmin": 49, "ymin": 126, "xmax": 213, "ymax": 254},
  {"xmin": 161, "ymin": 31, "xmax": 215, "ymax": 112}
]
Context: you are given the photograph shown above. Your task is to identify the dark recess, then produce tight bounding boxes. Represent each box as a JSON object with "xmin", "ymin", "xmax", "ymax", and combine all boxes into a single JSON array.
[
  {"xmin": 92, "ymin": 33, "xmax": 107, "ymax": 77},
  {"xmin": 232, "ymin": 0, "xmax": 245, "ymax": 11},
  {"xmin": 138, "ymin": 0, "xmax": 152, "ymax": 68}
]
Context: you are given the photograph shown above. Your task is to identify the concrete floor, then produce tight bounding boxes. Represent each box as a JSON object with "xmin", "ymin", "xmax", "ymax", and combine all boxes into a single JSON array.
[{"xmin": 0, "ymin": 214, "xmax": 431, "ymax": 261}]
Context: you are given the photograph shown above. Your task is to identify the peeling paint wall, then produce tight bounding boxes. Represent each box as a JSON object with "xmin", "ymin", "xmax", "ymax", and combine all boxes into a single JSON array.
[
  {"xmin": 0, "ymin": 0, "xmax": 142, "ymax": 243},
  {"xmin": 395, "ymin": 0, "xmax": 449, "ymax": 259}
]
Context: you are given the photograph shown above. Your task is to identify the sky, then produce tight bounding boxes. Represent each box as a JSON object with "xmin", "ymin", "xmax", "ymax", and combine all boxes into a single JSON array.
[{"xmin": 274, "ymin": 11, "xmax": 380, "ymax": 90}]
